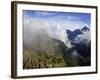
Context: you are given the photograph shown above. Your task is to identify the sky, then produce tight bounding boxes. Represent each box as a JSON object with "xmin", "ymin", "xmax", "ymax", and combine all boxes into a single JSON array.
[
  {"xmin": 23, "ymin": 10, "xmax": 91, "ymax": 48},
  {"xmin": 23, "ymin": 10, "xmax": 91, "ymax": 28}
]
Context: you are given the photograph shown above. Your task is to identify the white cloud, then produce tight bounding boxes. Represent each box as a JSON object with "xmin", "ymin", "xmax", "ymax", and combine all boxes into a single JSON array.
[
  {"xmin": 74, "ymin": 30, "xmax": 91, "ymax": 46},
  {"xmin": 59, "ymin": 20, "xmax": 89, "ymax": 31},
  {"xmin": 77, "ymin": 31, "xmax": 91, "ymax": 41},
  {"xmin": 23, "ymin": 15, "xmax": 90, "ymax": 48},
  {"xmin": 23, "ymin": 16, "xmax": 73, "ymax": 48},
  {"xmin": 23, "ymin": 17, "xmax": 51, "ymax": 46}
]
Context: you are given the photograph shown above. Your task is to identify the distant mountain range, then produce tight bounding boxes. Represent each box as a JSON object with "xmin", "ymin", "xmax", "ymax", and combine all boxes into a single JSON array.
[
  {"xmin": 66, "ymin": 26, "xmax": 90, "ymax": 42},
  {"xmin": 66, "ymin": 26, "xmax": 91, "ymax": 66}
]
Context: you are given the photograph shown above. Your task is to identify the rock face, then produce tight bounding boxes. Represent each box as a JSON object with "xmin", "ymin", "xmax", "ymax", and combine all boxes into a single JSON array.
[
  {"xmin": 66, "ymin": 29, "xmax": 83, "ymax": 42},
  {"xmin": 66, "ymin": 26, "xmax": 90, "ymax": 42},
  {"xmin": 81, "ymin": 26, "xmax": 89, "ymax": 32},
  {"xmin": 66, "ymin": 26, "xmax": 91, "ymax": 66}
]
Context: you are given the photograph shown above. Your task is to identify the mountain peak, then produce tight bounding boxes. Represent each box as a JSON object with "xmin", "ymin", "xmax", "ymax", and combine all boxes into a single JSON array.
[{"xmin": 81, "ymin": 26, "xmax": 89, "ymax": 32}]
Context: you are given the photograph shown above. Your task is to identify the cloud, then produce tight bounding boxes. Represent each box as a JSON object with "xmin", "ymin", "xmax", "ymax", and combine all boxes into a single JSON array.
[
  {"xmin": 23, "ymin": 16, "xmax": 73, "ymax": 48},
  {"xmin": 77, "ymin": 31, "xmax": 91, "ymax": 41},
  {"xmin": 59, "ymin": 20, "xmax": 89, "ymax": 31},
  {"xmin": 23, "ymin": 17, "xmax": 51, "ymax": 46},
  {"xmin": 74, "ymin": 31, "xmax": 91, "ymax": 46},
  {"xmin": 23, "ymin": 14, "xmax": 90, "ymax": 48}
]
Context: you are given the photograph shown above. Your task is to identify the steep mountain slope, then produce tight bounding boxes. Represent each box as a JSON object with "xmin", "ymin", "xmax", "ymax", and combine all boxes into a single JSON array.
[
  {"xmin": 23, "ymin": 29, "xmax": 75, "ymax": 69},
  {"xmin": 66, "ymin": 26, "xmax": 91, "ymax": 66}
]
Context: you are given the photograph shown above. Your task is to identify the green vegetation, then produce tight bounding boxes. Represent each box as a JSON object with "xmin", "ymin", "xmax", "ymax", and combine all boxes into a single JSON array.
[
  {"xmin": 23, "ymin": 38, "xmax": 75, "ymax": 69},
  {"xmin": 23, "ymin": 48, "xmax": 75, "ymax": 69},
  {"xmin": 23, "ymin": 49, "xmax": 67, "ymax": 69}
]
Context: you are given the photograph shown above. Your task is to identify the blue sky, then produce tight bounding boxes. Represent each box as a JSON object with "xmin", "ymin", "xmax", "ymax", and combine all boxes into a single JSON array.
[
  {"xmin": 23, "ymin": 10, "xmax": 91, "ymax": 26},
  {"xmin": 23, "ymin": 10, "xmax": 91, "ymax": 32}
]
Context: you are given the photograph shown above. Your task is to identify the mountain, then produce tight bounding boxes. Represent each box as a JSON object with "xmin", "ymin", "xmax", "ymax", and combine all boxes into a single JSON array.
[
  {"xmin": 66, "ymin": 26, "xmax": 91, "ymax": 66},
  {"xmin": 66, "ymin": 26, "xmax": 90, "ymax": 43},
  {"xmin": 23, "ymin": 25, "xmax": 91, "ymax": 69},
  {"xmin": 74, "ymin": 26, "xmax": 90, "ymax": 45},
  {"xmin": 23, "ymin": 29, "xmax": 76, "ymax": 69},
  {"xmin": 66, "ymin": 29, "xmax": 83, "ymax": 42},
  {"xmin": 81, "ymin": 26, "xmax": 89, "ymax": 32}
]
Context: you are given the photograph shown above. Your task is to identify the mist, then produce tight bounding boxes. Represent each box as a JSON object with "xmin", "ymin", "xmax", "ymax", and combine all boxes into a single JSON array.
[{"xmin": 23, "ymin": 18, "xmax": 72, "ymax": 48}]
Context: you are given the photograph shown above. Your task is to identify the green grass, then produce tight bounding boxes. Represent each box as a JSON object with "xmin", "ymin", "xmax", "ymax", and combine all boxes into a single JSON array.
[{"xmin": 23, "ymin": 48, "xmax": 75, "ymax": 69}]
